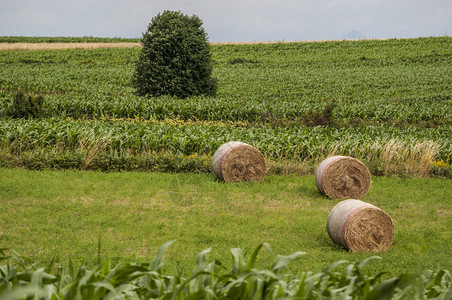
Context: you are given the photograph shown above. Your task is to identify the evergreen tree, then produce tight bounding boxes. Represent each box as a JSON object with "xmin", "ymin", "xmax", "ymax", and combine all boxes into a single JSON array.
[{"xmin": 133, "ymin": 11, "xmax": 217, "ymax": 98}]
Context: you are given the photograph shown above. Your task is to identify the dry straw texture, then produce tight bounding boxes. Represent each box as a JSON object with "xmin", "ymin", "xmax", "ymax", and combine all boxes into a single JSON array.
[
  {"xmin": 327, "ymin": 199, "xmax": 394, "ymax": 252},
  {"xmin": 212, "ymin": 141, "xmax": 266, "ymax": 182},
  {"xmin": 0, "ymin": 43, "xmax": 141, "ymax": 51},
  {"xmin": 378, "ymin": 139, "xmax": 439, "ymax": 177},
  {"xmin": 0, "ymin": 38, "xmax": 392, "ymax": 51},
  {"xmin": 316, "ymin": 156, "xmax": 371, "ymax": 199}
]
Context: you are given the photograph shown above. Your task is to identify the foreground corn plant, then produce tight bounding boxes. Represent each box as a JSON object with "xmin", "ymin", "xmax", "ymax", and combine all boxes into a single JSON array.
[{"xmin": 0, "ymin": 242, "xmax": 451, "ymax": 300}]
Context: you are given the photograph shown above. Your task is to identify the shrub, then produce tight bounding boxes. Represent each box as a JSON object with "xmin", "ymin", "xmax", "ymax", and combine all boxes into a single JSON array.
[
  {"xmin": 133, "ymin": 11, "xmax": 217, "ymax": 98},
  {"xmin": 3, "ymin": 91, "xmax": 45, "ymax": 118}
]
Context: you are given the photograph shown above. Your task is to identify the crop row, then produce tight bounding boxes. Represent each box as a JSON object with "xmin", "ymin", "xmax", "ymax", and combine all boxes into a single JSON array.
[
  {"xmin": 1, "ymin": 92, "xmax": 449, "ymax": 124},
  {"xmin": 0, "ymin": 37, "xmax": 451, "ymax": 175},
  {"xmin": 1, "ymin": 38, "xmax": 450, "ymax": 125},
  {"xmin": 1, "ymin": 46, "xmax": 449, "ymax": 104},
  {"xmin": 1, "ymin": 118, "xmax": 450, "ymax": 159}
]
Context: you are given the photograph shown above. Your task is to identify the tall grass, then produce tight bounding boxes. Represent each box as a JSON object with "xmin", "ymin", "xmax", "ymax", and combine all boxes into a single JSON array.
[{"xmin": 376, "ymin": 140, "xmax": 439, "ymax": 177}]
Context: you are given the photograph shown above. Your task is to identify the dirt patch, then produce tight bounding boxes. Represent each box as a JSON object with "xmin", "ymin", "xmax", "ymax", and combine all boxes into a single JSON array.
[
  {"xmin": 0, "ymin": 38, "xmax": 391, "ymax": 51},
  {"xmin": 0, "ymin": 42, "xmax": 141, "ymax": 51}
]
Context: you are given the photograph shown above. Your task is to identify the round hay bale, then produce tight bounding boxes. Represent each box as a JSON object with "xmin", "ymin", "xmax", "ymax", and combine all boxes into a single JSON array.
[
  {"xmin": 212, "ymin": 141, "xmax": 266, "ymax": 182},
  {"xmin": 315, "ymin": 156, "xmax": 371, "ymax": 199},
  {"xmin": 327, "ymin": 199, "xmax": 394, "ymax": 252}
]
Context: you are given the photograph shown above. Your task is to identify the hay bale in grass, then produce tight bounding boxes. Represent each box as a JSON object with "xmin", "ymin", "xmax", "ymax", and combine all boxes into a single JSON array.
[
  {"xmin": 212, "ymin": 141, "xmax": 266, "ymax": 182},
  {"xmin": 316, "ymin": 156, "xmax": 371, "ymax": 199},
  {"xmin": 327, "ymin": 199, "xmax": 394, "ymax": 252}
]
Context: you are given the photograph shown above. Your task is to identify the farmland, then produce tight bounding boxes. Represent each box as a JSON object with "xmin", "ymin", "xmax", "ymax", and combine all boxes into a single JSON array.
[
  {"xmin": 0, "ymin": 37, "xmax": 451, "ymax": 176},
  {"xmin": 0, "ymin": 37, "xmax": 451, "ymax": 298}
]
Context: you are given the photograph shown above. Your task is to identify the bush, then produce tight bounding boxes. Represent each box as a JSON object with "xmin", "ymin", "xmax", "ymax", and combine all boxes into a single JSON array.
[
  {"xmin": 3, "ymin": 91, "xmax": 45, "ymax": 118},
  {"xmin": 132, "ymin": 11, "xmax": 217, "ymax": 98}
]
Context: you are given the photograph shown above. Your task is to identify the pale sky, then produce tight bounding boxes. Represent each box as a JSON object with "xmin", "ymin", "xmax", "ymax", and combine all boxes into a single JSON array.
[{"xmin": 1, "ymin": 0, "xmax": 451, "ymax": 42}]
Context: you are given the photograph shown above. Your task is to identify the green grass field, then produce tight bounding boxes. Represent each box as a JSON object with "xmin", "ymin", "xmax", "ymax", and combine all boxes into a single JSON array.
[{"xmin": 1, "ymin": 168, "xmax": 451, "ymax": 276}]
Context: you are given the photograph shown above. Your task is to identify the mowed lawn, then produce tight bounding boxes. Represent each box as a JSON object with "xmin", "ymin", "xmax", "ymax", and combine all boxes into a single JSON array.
[{"xmin": 1, "ymin": 168, "xmax": 450, "ymax": 276}]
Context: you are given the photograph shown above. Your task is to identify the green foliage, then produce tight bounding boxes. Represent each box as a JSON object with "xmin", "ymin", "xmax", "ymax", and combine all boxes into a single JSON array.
[
  {"xmin": 0, "ymin": 118, "xmax": 450, "ymax": 162},
  {"xmin": 0, "ymin": 37, "xmax": 451, "ymax": 176},
  {"xmin": 1, "ymin": 38, "xmax": 450, "ymax": 125},
  {"xmin": 2, "ymin": 91, "xmax": 45, "ymax": 119},
  {"xmin": 0, "ymin": 245, "xmax": 450, "ymax": 299},
  {"xmin": 133, "ymin": 11, "xmax": 217, "ymax": 98}
]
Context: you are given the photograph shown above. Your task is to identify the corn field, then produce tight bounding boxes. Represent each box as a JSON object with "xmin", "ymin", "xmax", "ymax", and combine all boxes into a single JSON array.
[
  {"xmin": 0, "ymin": 37, "xmax": 451, "ymax": 176},
  {"xmin": 1, "ymin": 242, "xmax": 451, "ymax": 299}
]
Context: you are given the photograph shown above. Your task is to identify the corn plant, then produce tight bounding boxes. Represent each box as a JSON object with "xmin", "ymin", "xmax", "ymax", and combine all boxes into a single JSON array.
[{"xmin": 1, "ymin": 243, "xmax": 451, "ymax": 299}]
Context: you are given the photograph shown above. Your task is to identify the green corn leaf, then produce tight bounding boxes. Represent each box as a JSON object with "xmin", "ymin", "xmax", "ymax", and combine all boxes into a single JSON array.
[
  {"xmin": 271, "ymin": 251, "xmax": 306, "ymax": 273},
  {"xmin": 365, "ymin": 277, "xmax": 401, "ymax": 300},
  {"xmin": 149, "ymin": 240, "xmax": 176, "ymax": 272},
  {"xmin": 246, "ymin": 243, "xmax": 272, "ymax": 270},
  {"xmin": 0, "ymin": 287, "xmax": 47, "ymax": 300},
  {"xmin": 358, "ymin": 256, "xmax": 382, "ymax": 269},
  {"xmin": 91, "ymin": 281, "xmax": 120, "ymax": 297},
  {"xmin": 323, "ymin": 260, "xmax": 349, "ymax": 274}
]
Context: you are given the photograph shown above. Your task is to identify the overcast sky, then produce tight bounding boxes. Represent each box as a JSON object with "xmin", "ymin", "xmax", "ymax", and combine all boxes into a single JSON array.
[{"xmin": 1, "ymin": 0, "xmax": 451, "ymax": 42}]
